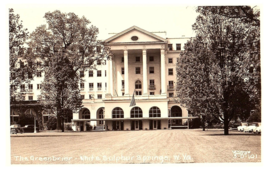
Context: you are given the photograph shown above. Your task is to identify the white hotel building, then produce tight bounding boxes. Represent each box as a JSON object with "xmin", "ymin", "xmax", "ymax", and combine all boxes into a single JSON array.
[
  {"xmin": 10, "ymin": 26, "xmax": 195, "ymax": 131},
  {"xmin": 72, "ymin": 26, "xmax": 194, "ymax": 131}
]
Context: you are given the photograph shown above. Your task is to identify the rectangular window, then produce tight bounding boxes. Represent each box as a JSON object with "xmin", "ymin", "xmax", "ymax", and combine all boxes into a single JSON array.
[
  {"xmin": 80, "ymin": 71, "xmax": 84, "ymax": 77},
  {"xmin": 169, "ymin": 93, "xmax": 174, "ymax": 97},
  {"xmin": 37, "ymin": 84, "xmax": 41, "ymax": 89},
  {"xmin": 105, "ymin": 70, "xmax": 107, "ymax": 77},
  {"xmin": 89, "ymin": 70, "xmax": 93, "ymax": 77},
  {"xmin": 28, "ymin": 73, "xmax": 32, "ymax": 79},
  {"xmin": 176, "ymin": 43, "xmax": 181, "ymax": 50},
  {"xmin": 168, "ymin": 44, "xmax": 173, "ymax": 51},
  {"xmin": 169, "ymin": 81, "xmax": 174, "ymax": 86},
  {"xmin": 28, "ymin": 84, "xmax": 33, "ymax": 91},
  {"xmin": 122, "ymin": 57, "xmax": 124, "ymax": 63},
  {"xmin": 97, "ymin": 94, "xmax": 102, "ymax": 99},
  {"xmin": 122, "ymin": 92, "xmax": 125, "ymax": 96},
  {"xmin": 122, "ymin": 80, "xmax": 124, "ymax": 90},
  {"xmin": 37, "ymin": 72, "xmax": 41, "ymax": 77},
  {"xmin": 89, "ymin": 94, "xmax": 93, "ymax": 99},
  {"xmin": 121, "ymin": 67, "xmax": 124, "ymax": 75},
  {"xmin": 168, "ymin": 68, "xmax": 173, "ymax": 75},
  {"xmin": 97, "ymin": 83, "xmax": 102, "ymax": 90},
  {"xmin": 20, "ymin": 84, "xmax": 25, "ymax": 92},
  {"xmin": 136, "ymin": 67, "xmax": 141, "ymax": 74},
  {"xmin": 105, "ymin": 82, "xmax": 107, "ymax": 90},
  {"xmin": 149, "ymin": 67, "xmax": 154, "ymax": 74},
  {"xmin": 22, "ymin": 96, "xmax": 25, "ymax": 101},
  {"xmin": 168, "ymin": 58, "xmax": 173, "ymax": 64},
  {"xmin": 149, "ymin": 56, "xmax": 154, "ymax": 62},
  {"xmin": 150, "ymin": 92, "xmax": 155, "ymax": 95},
  {"xmin": 80, "ymin": 83, "xmax": 84, "ymax": 89},
  {"xmin": 136, "ymin": 56, "xmax": 141, "ymax": 62},
  {"xmin": 81, "ymin": 95, "xmax": 85, "ymax": 99},
  {"xmin": 97, "ymin": 60, "xmax": 101, "ymax": 65},
  {"xmin": 89, "ymin": 83, "xmax": 94, "ymax": 90},
  {"xmin": 150, "ymin": 79, "xmax": 155, "ymax": 85},
  {"xmin": 28, "ymin": 96, "xmax": 33, "ymax": 101},
  {"xmin": 135, "ymin": 91, "xmax": 142, "ymax": 95},
  {"xmin": 97, "ymin": 70, "xmax": 101, "ymax": 77}
]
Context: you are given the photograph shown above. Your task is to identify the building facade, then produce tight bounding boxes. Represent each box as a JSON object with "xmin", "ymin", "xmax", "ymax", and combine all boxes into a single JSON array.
[{"xmin": 72, "ymin": 26, "xmax": 194, "ymax": 131}]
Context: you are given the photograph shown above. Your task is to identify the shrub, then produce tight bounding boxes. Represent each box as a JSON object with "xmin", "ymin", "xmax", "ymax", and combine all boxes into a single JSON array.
[
  {"xmin": 189, "ymin": 118, "xmax": 201, "ymax": 129},
  {"xmin": 46, "ymin": 116, "xmax": 57, "ymax": 130},
  {"xmin": 64, "ymin": 123, "xmax": 73, "ymax": 130}
]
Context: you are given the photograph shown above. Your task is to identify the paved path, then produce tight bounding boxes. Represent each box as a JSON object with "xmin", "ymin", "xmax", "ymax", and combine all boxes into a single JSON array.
[{"xmin": 11, "ymin": 129, "xmax": 261, "ymax": 164}]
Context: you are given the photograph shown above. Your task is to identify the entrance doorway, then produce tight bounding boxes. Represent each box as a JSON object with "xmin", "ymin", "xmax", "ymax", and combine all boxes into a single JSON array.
[
  {"xmin": 97, "ymin": 107, "xmax": 104, "ymax": 126},
  {"xmin": 169, "ymin": 106, "xmax": 183, "ymax": 128},
  {"xmin": 131, "ymin": 120, "xmax": 142, "ymax": 130},
  {"xmin": 112, "ymin": 121, "xmax": 124, "ymax": 130},
  {"xmin": 149, "ymin": 120, "xmax": 161, "ymax": 130}
]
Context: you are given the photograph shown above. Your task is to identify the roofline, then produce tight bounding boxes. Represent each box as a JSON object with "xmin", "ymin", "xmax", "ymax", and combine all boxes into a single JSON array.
[{"xmin": 104, "ymin": 25, "xmax": 167, "ymax": 43}]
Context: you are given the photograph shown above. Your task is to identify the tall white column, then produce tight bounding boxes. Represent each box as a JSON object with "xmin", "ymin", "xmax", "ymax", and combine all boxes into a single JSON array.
[
  {"xmin": 107, "ymin": 58, "xmax": 111, "ymax": 94},
  {"xmin": 161, "ymin": 49, "xmax": 166, "ymax": 95},
  {"xmin": 124, "ymin": 50, "xmax": 129, "ymax": 96},
  {"xmin": 110, "ymin": 57, "xmax": 113, "ymax": 96},
  {"xmin": 105, "ymin": 56, "xmax": 112, "ymax": 98},
  {"xmin": 142, "ymin": 49, "xmax": 148, "ymax": 95}
]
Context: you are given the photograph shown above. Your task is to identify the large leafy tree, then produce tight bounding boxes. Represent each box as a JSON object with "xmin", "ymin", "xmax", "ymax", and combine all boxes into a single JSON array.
[
  {"xmin": 28, "ymin": 10, "xmax": 111, "ymax": 131},
  {"xmin": 9, "ymin": 8, "xmax": 30, "ymax": 101},
  {"xmin": 176, "ymin": 6, "xmax": 260, "ymax": 135}
]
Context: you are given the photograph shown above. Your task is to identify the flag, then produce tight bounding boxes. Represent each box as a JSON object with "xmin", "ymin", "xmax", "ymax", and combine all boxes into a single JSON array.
[{"xmin": 130, "ymin": 91, "xmax": 136, "ymax": 107}]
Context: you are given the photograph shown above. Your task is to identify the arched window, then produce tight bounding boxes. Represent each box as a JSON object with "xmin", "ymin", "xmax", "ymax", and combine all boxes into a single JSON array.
[
  {"xmin": 135, "ymin": 80, "xmax": 142, "ymax": 89},
  {"xmin": 171, "ymin": 106, "xmax": 182, "ymax": 117},
  {"xmin": 112, "ymin": 107, "xmax": 124, "ymax": 118},
  {"xmin": 130, "ymin": 107, "xmax": 143, "ymax": 118},
  {"xmin": 149, "ymin": 107, "xmax": 161, "ymax": 117},
  {"xmin": 82, "ymin": 109, "xmax": 90, "ymax": 119}
]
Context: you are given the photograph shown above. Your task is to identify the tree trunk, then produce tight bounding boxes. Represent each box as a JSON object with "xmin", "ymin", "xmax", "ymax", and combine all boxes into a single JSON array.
[
  {"xmin": 224, "ymin": 113, "xmax": 229, "ymax": 135},
  {"xmin": 57, "ymin": 105, "xmax": 61, "ymax": 130},
  {"xmin": 61, "ymin": 117, "xmax": 64, "ymax": 132},
  {"xmin": 202, "ymin": 116, "xmax": 206, "ymax": 131}
]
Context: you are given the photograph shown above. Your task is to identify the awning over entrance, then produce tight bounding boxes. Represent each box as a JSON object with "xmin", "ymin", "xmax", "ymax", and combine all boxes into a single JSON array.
[{"xmin": 72, "ymin": 116, "xmax": 198, "ymax": 121}]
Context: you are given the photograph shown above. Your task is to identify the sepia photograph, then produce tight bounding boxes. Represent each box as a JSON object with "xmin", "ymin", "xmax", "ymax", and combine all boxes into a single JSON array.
[{"xmin": 6, "ymin": 1, "xmax": 262, "ymax": 166}]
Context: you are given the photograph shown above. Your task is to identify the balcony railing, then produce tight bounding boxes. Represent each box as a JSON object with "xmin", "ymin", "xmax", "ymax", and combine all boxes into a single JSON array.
[
  {"xmin": 167, "ymin": 85, "xmax": 174, "ymax": 91},
  {"xmin": 89, "ymin": 88, "xmax": 94, "ymax": 91},
  {"xmin": 149, "ymin": 85, "xmax": 156, "ymax": 90},
  {"xmin": 97, "ymin": 87, "xmax": 102, "ymax": 91},
  {"xmin": 20, "ymin": 89, "xmax": 25, "ymax": 92},
  {"xmin": 80, "ymin": 88, "xmax": 85, "ymax": 91},
  {"xmin": 121, "ymin": 86, "xmax": 125, "ymax": 91}
]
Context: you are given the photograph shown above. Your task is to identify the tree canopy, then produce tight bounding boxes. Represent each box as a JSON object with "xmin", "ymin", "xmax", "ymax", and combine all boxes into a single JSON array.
[
  {"xmin": 28, "ymin": 10, "xmax": 111, "ymax": 131},
  {"xmin": 9, "ymin": 8, "xmax": 30, "ymax": 102},
  {"xmin": 176, "ymin": 6, "xmax": 260, "ymax": 135}
]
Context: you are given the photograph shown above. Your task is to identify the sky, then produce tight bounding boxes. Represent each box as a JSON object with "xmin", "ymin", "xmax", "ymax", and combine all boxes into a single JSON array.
[{"xmin": 9, "ymin": 4, "xmax": 199, "ymax": 40}]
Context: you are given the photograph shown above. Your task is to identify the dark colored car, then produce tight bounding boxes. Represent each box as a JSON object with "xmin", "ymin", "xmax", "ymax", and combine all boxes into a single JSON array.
[{"xmin": 22, "ymin": 125, "xmax": 39, "ymax": 133}]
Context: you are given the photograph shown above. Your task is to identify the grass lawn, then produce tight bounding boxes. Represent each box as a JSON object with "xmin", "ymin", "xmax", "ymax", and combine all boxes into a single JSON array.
[{"xmin": 10, "ymin": 129, "xmax": 261, "ymax": 164}]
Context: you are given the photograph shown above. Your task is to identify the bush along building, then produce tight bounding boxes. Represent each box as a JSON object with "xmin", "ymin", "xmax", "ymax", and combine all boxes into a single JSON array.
[{"xmin": 10, "ymin": 26, "xmax": 198, "ymax": 131}]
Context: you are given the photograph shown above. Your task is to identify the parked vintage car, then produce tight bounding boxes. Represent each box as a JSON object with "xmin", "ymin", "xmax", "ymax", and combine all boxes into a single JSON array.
[
  {"xmin": 10, "ymin": 124, "xmax": 23, "ymax": 134},
  {"xmin": 237, "ymin": 122, "xmax": 248, "ymax": 132},
  {"xmin": 253, "ymin": 123, "xmax": 261, "ymax": 134},
  {"xmin": 244, "ymin": 123, "xmax": 259, "ymax": 133},
  {"xmin": 22, "ymin": 125, "xmax": 39, "ymax": 133}
]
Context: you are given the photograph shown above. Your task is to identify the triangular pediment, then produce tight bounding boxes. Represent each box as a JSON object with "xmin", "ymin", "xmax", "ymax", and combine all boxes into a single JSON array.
[{"xmin": 104, "ymin": 26, "xmax": 166, "ymax": 44}]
